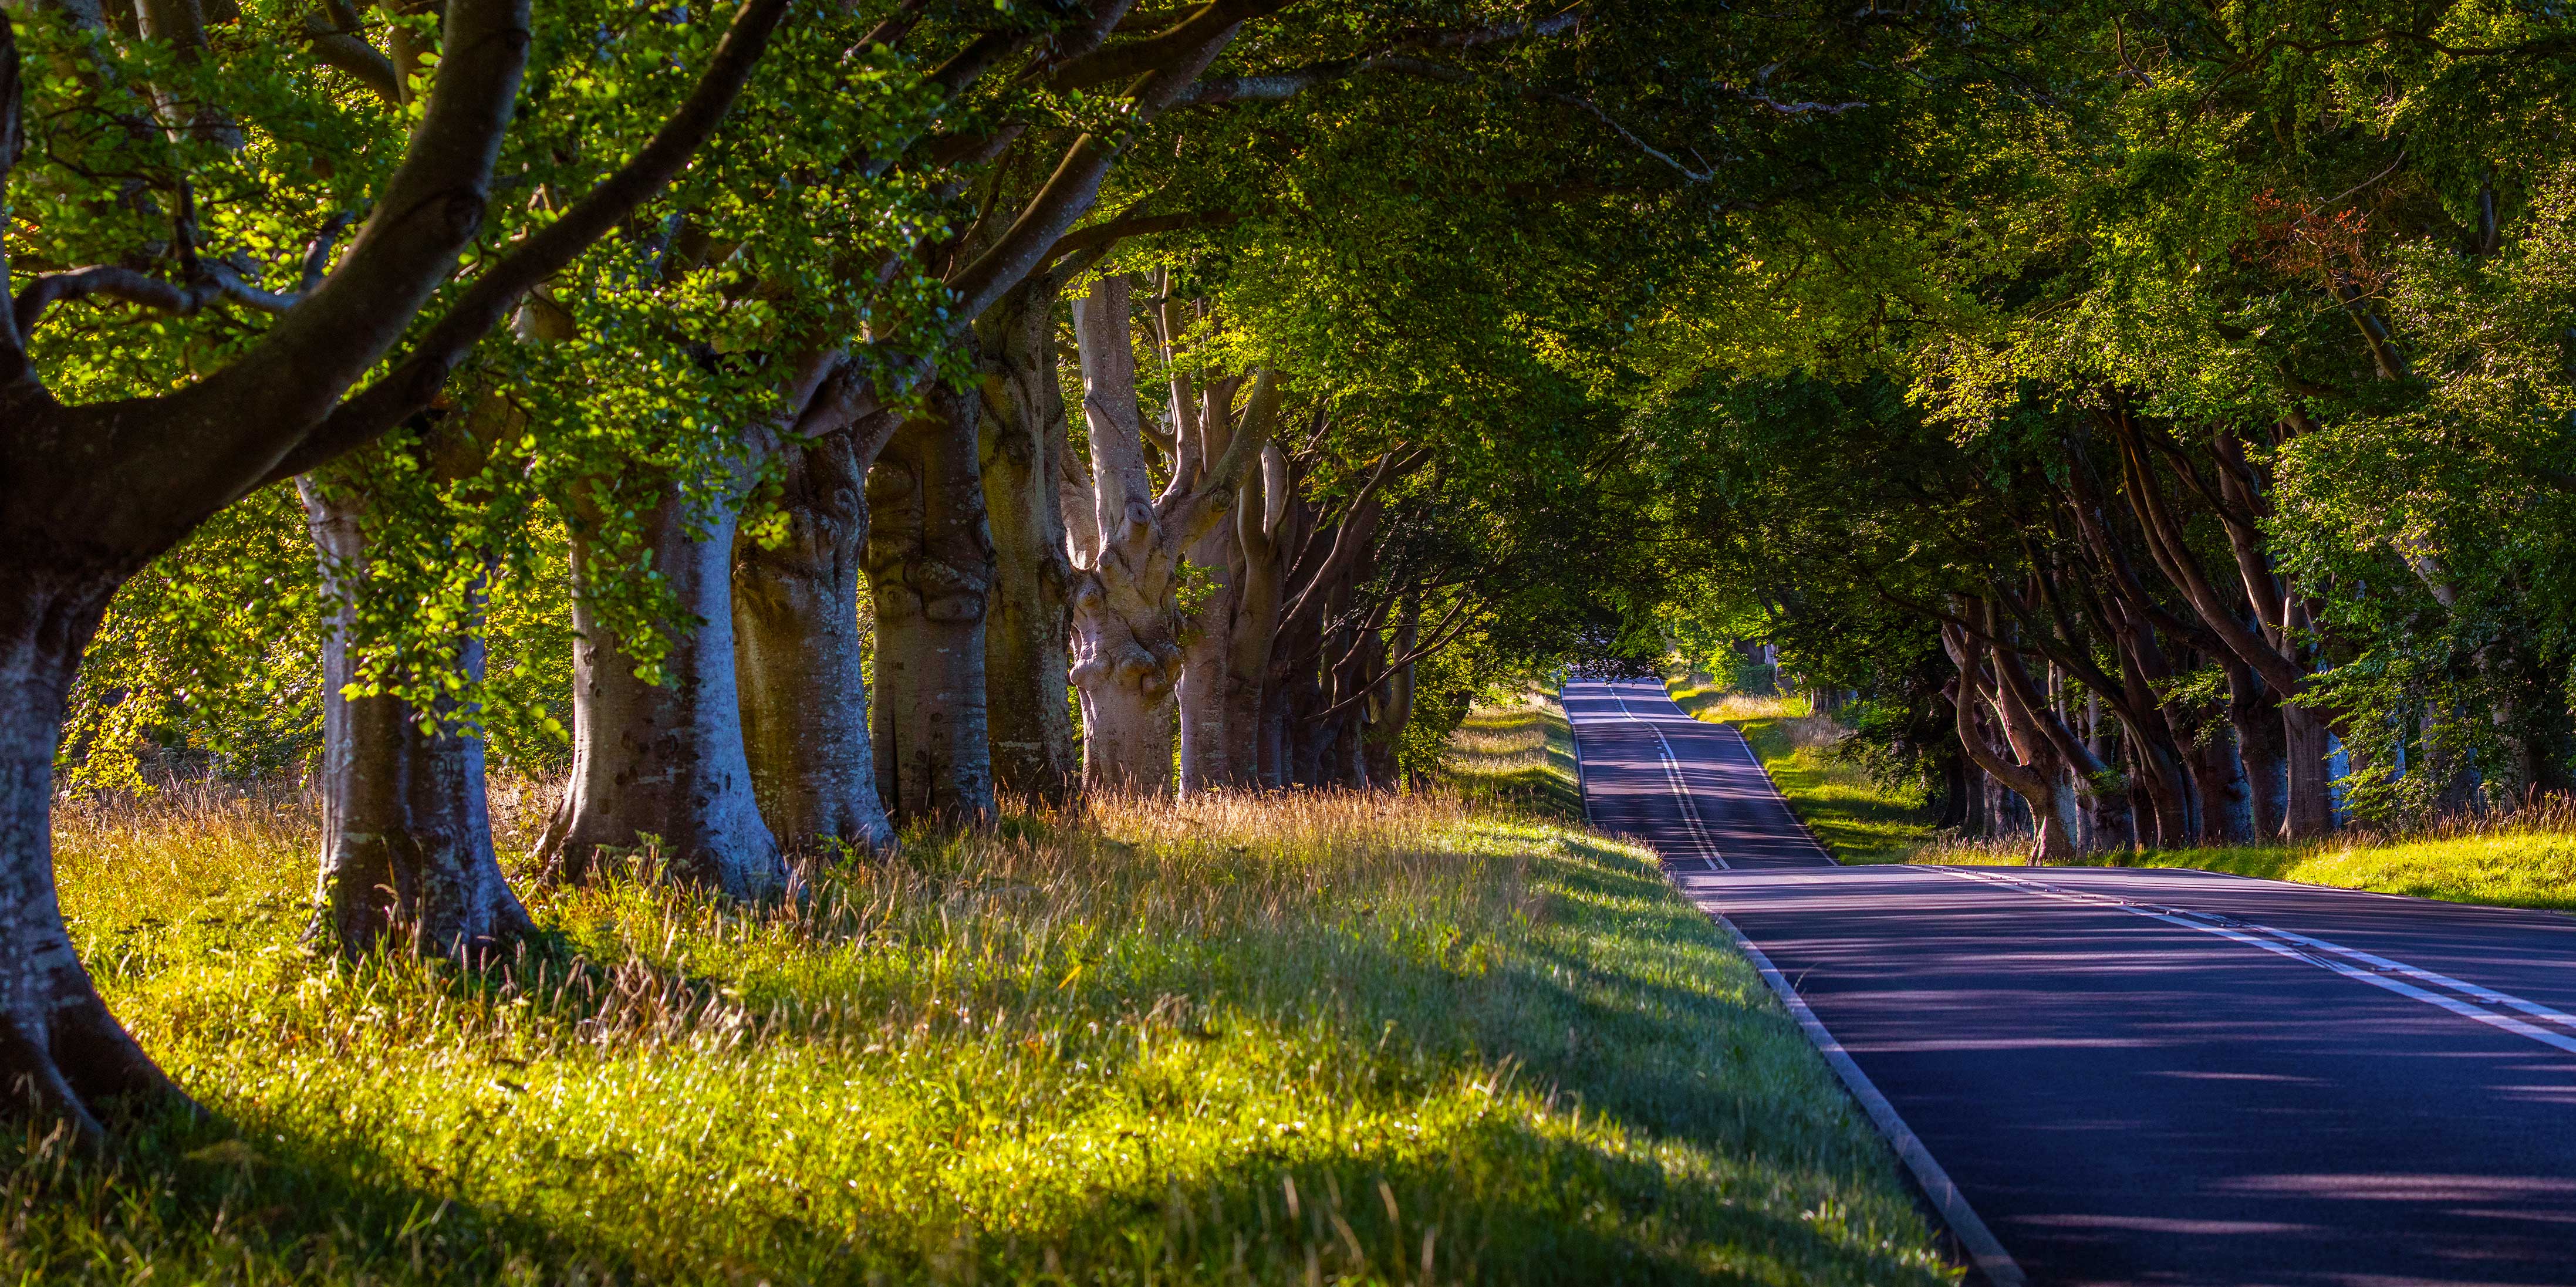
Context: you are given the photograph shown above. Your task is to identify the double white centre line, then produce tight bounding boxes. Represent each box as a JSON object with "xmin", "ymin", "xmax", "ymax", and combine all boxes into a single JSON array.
[
  {"xmin": 1607, "ymin": 683, "xmax": 1727, "ymax": 871},
  {"xmin": 1925, "ymin": 865, "xmax": 2576, "ymax": 1058}
]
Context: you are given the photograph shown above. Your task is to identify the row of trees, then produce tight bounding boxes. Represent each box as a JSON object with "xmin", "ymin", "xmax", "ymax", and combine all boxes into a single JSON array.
[
  {"xmin": 6, "ymin": 0, "xmax": 1944, "ymax": 1134},
  {"xmin": 1644, "ymin": 0, "xmax": 2576, "ymax": 857}
]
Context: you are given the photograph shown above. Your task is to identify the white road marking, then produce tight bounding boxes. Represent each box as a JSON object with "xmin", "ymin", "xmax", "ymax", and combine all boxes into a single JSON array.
[
  {"xmin": 1572, "ymin": 683, "xmax": 2024, "ymax": 1283},
  {"xmin": 1605, "ymin": 682, "xmax": 1728, "ymax": 870},
  {"xmin": 1922, "ymin": 865, "xmax": 2576, "ymax": 1058},
  {"xmin": 1706, "ymin": 721, "xmax": 1836, "ymax": 862},
  {"xmin": 1713, "ymin": 913, "xmax": 2030, "ymax": 1287}
]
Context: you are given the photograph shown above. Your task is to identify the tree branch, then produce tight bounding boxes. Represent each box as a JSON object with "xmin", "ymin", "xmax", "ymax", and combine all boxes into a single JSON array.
[{"xmin": 260, "ymin": 0, "xmax": 794, "ymax": 487}]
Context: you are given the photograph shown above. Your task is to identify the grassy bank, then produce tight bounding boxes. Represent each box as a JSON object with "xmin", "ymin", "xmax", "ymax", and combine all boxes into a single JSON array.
[
  {"xmin": 1915, "ymin": 825, "xmax": 2576, "ymax": 913},
  {"xmin": 28, "ymin": 770, "xmax": 1955, "ymax": 1284},
  {"xmin": 1443, "ymin": 688, "xmax": 1583, "ymax": 823},
  {"xmin": 1665, "ymin": 674, "xmax": 1935, "ymax": 866}
]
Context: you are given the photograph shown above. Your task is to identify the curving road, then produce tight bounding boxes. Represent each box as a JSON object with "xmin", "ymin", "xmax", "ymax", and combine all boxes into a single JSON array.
[{"xmin": 1566, "ymin": 678, "xmax": 2576, "ymax": 1287}]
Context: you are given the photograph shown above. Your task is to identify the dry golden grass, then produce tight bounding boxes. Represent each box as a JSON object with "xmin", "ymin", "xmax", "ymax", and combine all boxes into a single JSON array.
[
  {"xmin": 1441, "ymin": 690, "xmax": 1581, "ymax": 821},
  {"xmin": 28, "ymin": 771, "xmax": 1953, "ymax": 1285}
]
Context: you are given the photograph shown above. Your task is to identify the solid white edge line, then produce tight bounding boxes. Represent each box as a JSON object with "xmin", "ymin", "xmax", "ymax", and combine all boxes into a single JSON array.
[
  {"xmin": 1917, "ymin": 866, "xmax": 2576, "ymax": 1059},
  {"xmin": 1562, "ymin": 684, "xmax": 1592, "ymax": 827},
  {"xmin": 1712, "ymin": 912, "xmax": 2028, "ymax": 1287},
  {"xmin": 1711, "ymin": 720, "xmax": 1839, "ymax": 864}
]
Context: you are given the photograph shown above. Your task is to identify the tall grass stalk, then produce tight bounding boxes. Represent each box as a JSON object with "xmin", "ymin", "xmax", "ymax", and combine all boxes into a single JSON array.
[{"xmin": 29, "ymin": 772, "xmax": 1951, "ymax": 1285}]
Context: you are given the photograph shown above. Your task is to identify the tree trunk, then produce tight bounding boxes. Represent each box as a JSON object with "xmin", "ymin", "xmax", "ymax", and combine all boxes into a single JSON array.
[
  {"xmin": 866, "ymin": 387, "xmax": 998, "ymax": 824},
  {"xmin": 541, "ymin": 475, "xmax": 787, "ymax": 898},
  {"xmin": 1365, "ymin": 602, "xmax": 1416, "ymax": 788},
  {"xmin": 1944, "ymin": 623, "xmax": 2075, "ymax": 862},
  {"xmin": 2226, "ymin": 661, "xmax": 2288, "ymax": 842},
  {"xmin": 1223, "ymin": 446, "xmax": 1293, "ymax": 787},
  {"xmin": 1176, "ymin": 568, "xmax": 1239, "ymax": 792},
  {"xmin": 2283, "ymin": 702, "xmax": 2336, "ymax": 838},
  {"xmin": 0, "ymin": 585, "xmax": 192, "ymax": 1136},
  {"xmin": 977, "ymin": 275, "xmax": 1080, "ymax": 804},
  {"xmin": 1065, "ymin": 279, "xmax": 1272, "ymax": 795},
  {"xmin": 2185, "ymin": 724, "xmax": 2254, "ymax": 844},
  {"xmin": 734, "ymin": 414, "xmax": 901, "ymax": 856},
  {"xmin": 1175, "ymin": 382, "xmax": 1250, "ymax": 793},
  {"xmin": 300, "ymin": 472, "xmax": 532, "ymax": 954}
]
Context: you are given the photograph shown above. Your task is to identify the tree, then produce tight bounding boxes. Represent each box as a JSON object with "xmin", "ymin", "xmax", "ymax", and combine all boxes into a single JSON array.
[{"xmin": 0, "ymin": 0, "xmax": 792, "ymax": 1132}]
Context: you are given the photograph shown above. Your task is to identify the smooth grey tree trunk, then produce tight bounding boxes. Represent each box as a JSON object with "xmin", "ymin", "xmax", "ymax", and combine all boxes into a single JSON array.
[
  {"xmin": 540, "ymin": 475, "xmax": 787, "ymax": 898},
  {"xmin": 1221, "ymin": 446, "xmax": 1291, "ymax": 786},
  {"xmin": 867, "ymin": 387, "xmax": 998, "ymax": 823},
  {"xmin": 0, "ymin": 596, "xmax": 188, "ymax": 1133},
  {"xmin": 977, "ymin": 276, "xmax": 1080, "ymax": 803},
  {"xmin": 2226, "ymin": 661, "xmax": 2289, "ymax": 841},
  {"xmin": 301, "ymin": 471, "xmax": 532, "ymax": 955},
  {"xmin": 1174, "ymin": 382, "xmax": 1248, "ymax": 793},
  {"xmin": 735, "ymin": 413, "xmax": 902, "ymax": 856},
  {"xmin": 2185, "ymin": 726, "xmax": 2254, "ymax": 843}
]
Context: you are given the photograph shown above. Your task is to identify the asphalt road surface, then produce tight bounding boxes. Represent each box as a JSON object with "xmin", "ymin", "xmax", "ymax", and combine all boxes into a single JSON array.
[{"xmin": 1565, "ymin": 678, "xmax": 2576, "ymax": 1287}]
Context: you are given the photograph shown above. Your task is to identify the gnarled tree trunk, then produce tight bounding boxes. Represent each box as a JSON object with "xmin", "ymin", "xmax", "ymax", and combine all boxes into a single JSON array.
[
  {"xmin": 1066, "ymin": 277, "xmax": 1270, "ymax": 793},
  {"xmin": 735, "ymin": 395, "xmax": 902, "ymax": 856},
  {"xmin": 977, "ymin": 274, "xmax": 1081, "ymax": 804},
  {"xmin": 867, "ymin": 386, "xmax": 998, "ymax": 823},
  {"xmin": 1946, "ymin": 621, "xmax": 2077, "ymax": 862}
]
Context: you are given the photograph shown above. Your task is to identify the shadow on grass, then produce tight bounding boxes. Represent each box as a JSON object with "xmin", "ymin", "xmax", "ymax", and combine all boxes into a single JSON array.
[
  {"xmin": 53, "ymin": 815, "xmax": 1944, "ymax": 1284},
  {"xmin": 8, "ymin": 1097, "xmax": 641, "ymax": 1285}
]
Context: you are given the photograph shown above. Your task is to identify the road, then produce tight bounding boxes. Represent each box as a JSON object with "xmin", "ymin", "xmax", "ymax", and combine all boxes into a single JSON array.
[{"xmin": 1565, "ymin": 678, "xmax": 2576, "ymax": 1287}]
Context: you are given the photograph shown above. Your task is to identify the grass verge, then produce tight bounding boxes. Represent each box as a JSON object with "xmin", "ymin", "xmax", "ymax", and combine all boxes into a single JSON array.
[
  {"xmin": 29, "ymin": 773, "xmax": 1956, "ymax": 1284},
  {"xmin": 1442, "ymin": 688, "xmax": 1582, "ymax": 824},
  {"xmin": 1665, "ymin": 673, "xmax": 1935, "ymax": 866},
  {"xmin": 1915, "ymin": 825, "xmax": 2576, "ymax": 913}
]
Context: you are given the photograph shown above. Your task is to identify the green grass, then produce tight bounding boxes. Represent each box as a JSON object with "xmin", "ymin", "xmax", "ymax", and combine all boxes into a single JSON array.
[
  {"xmin": 1441, "ymin": 689, "xmax": 1584, "ymax": 824},
  {"xmin": 20, "ymin": 774, "xmax": 1956, "ymax": 1285},
  {"xmin": 1663, "ymin": 673, "xmax": 1936, "ymax": 867},
  {"xmin": 1915, "ymin": 827, "xmax": 2576, "ymax": 913}
]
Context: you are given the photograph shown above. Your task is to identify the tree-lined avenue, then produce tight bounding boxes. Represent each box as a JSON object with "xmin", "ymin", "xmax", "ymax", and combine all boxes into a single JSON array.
[{"xmin": 1565, "ymin": 678, "xmax": 2576, "ymax": 1286}]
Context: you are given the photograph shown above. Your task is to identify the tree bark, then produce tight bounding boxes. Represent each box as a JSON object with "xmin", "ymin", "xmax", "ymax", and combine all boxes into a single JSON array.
[
  {"xmin": 299, "ymin": 465, "xmax": 531, "ymax": 956},
  {"xmin": 977, "ymin": 275, "xmax": 1081, "ymax": 804},
  {"xmin": 1944, "ymin": 621, "xmax": 2076, "ymax": 862},
  {"xmin": 867, "ymin": 386, "xmax": 998, "ymax": 824},
  {"xmin": 734, "ymin": 404, "xmax": 903, "ymax": 856},
  {"xmin": 541, "ymin": 472, "xmax": 786, "ymax": 898},
  {"xmin": 1065, "ymin": 278, "xmax": 1270, "ymax": 793},
  {"xmin": 1363, "ymin": 595, "xmax": 1417, "ymax": 787},
  {"xmin": 1069, "ymin": 277, "xmax": 1183, "ymax": 792},
  {"xmin": 2224, "ymin": 657, "xmax": 2288, "ymax": 842},
  {"xmin": 0, "ymin": 590, "xmax": 192, "ymax": 1136},
  {"xmin": 1220, "ymin": 444, "xmax": 1292, "ymax": 787}
]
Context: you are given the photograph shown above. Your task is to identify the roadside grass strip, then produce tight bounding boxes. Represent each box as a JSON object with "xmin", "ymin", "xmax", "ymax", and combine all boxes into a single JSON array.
[
  {"xmin": 23, "ymin": 777, "xmax": 1954, "ymax": 1285},
  {"xmin": 1923, "ymin": 866, "xmax": 2576, "ymax": 1058},
  {"xmin": 1444, "ymin": 690, "xmax": 1584, "ymax": 823},
  {"xmin": 1918, "ymin": 831, "xmax": 2576, "ymax": 915}
]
